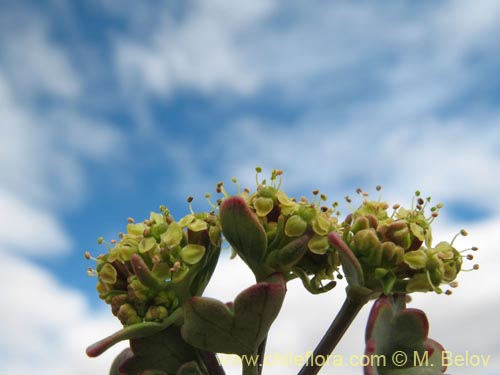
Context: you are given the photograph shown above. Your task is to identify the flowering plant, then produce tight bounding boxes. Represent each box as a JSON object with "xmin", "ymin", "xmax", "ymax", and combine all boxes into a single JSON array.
[{"xmin": 86, "ymin": 169, "xmax": 478, "ymax": 375}]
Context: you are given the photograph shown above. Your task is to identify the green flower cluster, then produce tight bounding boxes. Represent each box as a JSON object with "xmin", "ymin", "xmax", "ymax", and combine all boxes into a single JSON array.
[
  {"xmin": 218, "ymin": 168, "xmax": 341, "ymax": 293},
  {"xmin": 340, "ymin": 190, "xmax": 473, "ymax": 294},
  {"xmin": 87, "ymin": 206, "xmax": 221, "ymax": 326}
]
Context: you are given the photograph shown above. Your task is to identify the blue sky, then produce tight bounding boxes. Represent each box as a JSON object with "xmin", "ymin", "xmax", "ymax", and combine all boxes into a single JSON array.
[{"xmin": 1, "ymin": 1, "xmax": 499, "ymax": 374}]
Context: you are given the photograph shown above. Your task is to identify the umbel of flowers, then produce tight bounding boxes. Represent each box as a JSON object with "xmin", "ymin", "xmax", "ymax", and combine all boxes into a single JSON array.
[
  {"xmin": 334, "ymin": 188, "xmax": 475, "ymax": 296},
  {"xmin": 217, "ymin": 168, "xmax": 342, "ymax": 292},
  {"xmin": 87, "ymin": 203, "xmax": 221, "ymax": 326}
]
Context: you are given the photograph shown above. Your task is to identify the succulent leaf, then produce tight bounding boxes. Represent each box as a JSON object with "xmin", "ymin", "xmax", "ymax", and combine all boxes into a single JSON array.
[{"xmin": 181, "ymin": 273, "xmax": 286, "ymax": 356}]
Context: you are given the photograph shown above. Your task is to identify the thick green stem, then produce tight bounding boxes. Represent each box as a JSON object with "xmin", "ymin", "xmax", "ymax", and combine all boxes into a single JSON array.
[
  {"xmin": 242, "ymin": 351, "xmax": 259, "ymax": 375},
  {"xmin": 200, "ymin": 351, "xmax": 226, "ymax": 375},
  {"xmin": 256, "ymin": 337, "xmax": 267, "ymax": 375},
  {"xmin": 297, "ymin": 296, "xmax": 366, "ymax": 375}
]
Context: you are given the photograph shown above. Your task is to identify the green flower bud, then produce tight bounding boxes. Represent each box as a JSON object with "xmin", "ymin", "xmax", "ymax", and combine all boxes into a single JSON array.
[
  {"xmin": 285, "ymin": 215, "xmax": 307, "ymax": 237},
  {"xmin": 380, "ymin": 242, "xmax": 404, "ymax": 265},
  {"xmin": 308, "ymin": 234, "xmax": 330, "ymax": 255},
  {"xmin": 180, "ymin": 244, "xmax": 206, "ymax": 264},
  {"xmin": 351, "ymin": 228, "xmax": 381, "ymax": 255},
  {"xmin": 110, "ymin": 294, "xmax": 128, "ymax": 316},
  {"xmin": 387, "ymin": 221, "xmax": 411, "ymax": 249},
  {"xmin": 351, "ymin": 216, "xmax": 370, "ymax": 233},
  {"xmin": 150, "ymin": 222, "xmax": 167, "ymax": 239},
  {"xmin": 145, "ymin": 305, "xmax": 168, "ymax": 322},
  {"xmin": 127, "ymin": 276, "xmax": 150, "ymax": 304},
  {"xmin": 117, "ymin": 303, "xmax": 142, "ymax": 325}
]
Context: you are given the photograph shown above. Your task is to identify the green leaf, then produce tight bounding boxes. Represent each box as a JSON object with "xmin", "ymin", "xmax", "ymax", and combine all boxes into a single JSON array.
[
  {"xmin": 87, "ymin": 308, "xmax": 183, "ymax": 358},
  {"xmin": 176, "ymin": 361, "xmax": 205, "ymax": 375},
  {"xmin": 118, "ymin": 326, "xmax": 200, "ymax": 375},
  {"xmin": 181, "ymin": 273, "xmax": 286, "ymax": 356},
  {"xmin": 219, "ymin": 196, "xmax": 270, "ymax": 280},
  {"xmin": 364, "ymin": 295, "xmax": 446, "ymax": 375}
]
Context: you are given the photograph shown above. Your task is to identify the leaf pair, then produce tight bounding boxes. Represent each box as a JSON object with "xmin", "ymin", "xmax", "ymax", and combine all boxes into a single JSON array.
[
  {"xmin": 182, "ymin": 273, "xmax": 287, "ymax": 356},
  {"xmin": 364, "ymin": 295, "xmax": 446, "ymax": 375}
]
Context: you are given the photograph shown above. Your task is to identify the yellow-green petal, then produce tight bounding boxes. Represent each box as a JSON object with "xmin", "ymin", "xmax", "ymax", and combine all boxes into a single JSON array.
[
  {"xmin": 308, "ymin": 234, "xmax": 329, "ymax": 255},
  {"xmin": 284, "ymin": 215, "xmax": 307, "ymax": 237},
  {"xmin": 254, "ymin": 197, "xmax": 274, "ymax": 217},
  {"xmin": 161, "ymin": 222, "xmax": 183, "ymax": 247},
  {"xmin": 180, "ymin": 244, "xmax": 206, "ymax": 264},
  {"xmin": 138, "ymin": 236, "xmax": 157, "ymax": 253}
]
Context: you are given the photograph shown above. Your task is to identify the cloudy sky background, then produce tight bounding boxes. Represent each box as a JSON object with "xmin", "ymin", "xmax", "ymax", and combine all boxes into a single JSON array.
[{"xmin": 1, "ymin": 1, "xmax": 499, "ymax": 374}]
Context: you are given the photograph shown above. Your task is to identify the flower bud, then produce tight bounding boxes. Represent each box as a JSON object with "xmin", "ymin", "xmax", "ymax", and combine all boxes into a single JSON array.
[
  {"xmin": 352, "ymin": 229, "xmax": 381, "ymax": 256},
  {"xmin": 387, "ymin": 221, "xmax": 411, "ymax": 249},
  {"xmin": 285, "ymin": 215, "xmax": 307, "ymax": 237},
  {"xmin": 145, "ymin": 305, "xmax": 168, "ymax": 322},
  {"xmin": 117, "ymin": 303, "xmax": 142, "ymax": 325},
  {"xmin": 351, "ymin": 216, "xmax": 370, "ymax": 233},
  {"xmin": 380, "ymin": 241, "xmax": 404, "ymax": 265}
]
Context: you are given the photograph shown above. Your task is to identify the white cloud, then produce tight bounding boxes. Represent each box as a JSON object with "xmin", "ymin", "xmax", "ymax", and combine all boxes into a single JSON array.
[
  {"xmin": 0, "ymin": 189, "xmax": 71, "ymax": 255},
  {"xmin": 114, "ymin": 0, "xmax": 274, "ymax": 97},
  {"xmin": 0, "ymin": 251, "xmax": 127, "ymax": 375},
  {"xmin": 0, "ymin": 10, "xmax": 80, "ymax": 100}
]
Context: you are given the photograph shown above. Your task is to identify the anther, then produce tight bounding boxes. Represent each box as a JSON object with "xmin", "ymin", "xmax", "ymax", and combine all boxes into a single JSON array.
[
  {"xmin": 127, "ymin": 217, "xmax": 135, "ymax": 223},
  {"xmin": 376, "ymin": 185, "xmax": 382, "ymax": 191}
]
